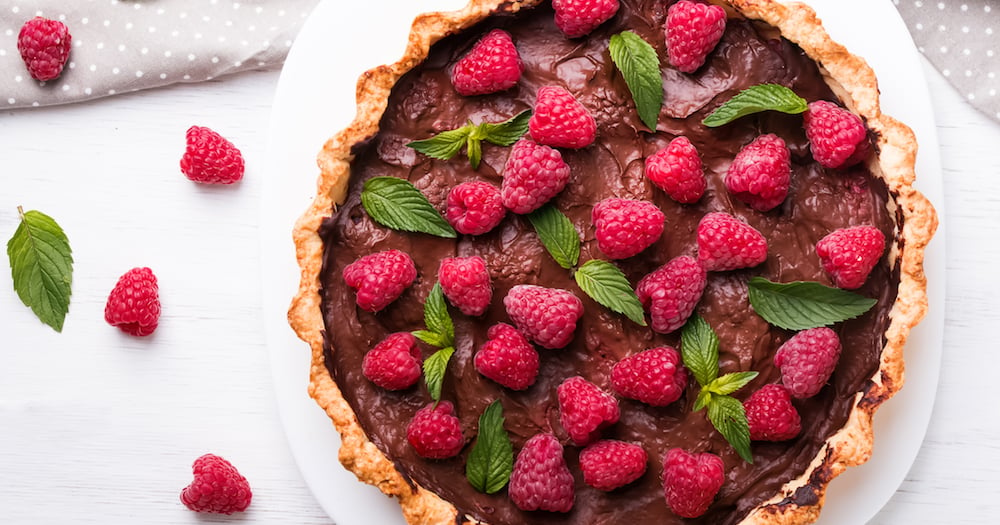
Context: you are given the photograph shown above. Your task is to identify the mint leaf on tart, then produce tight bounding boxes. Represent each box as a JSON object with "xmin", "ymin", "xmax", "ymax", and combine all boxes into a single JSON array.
[
  {"xmin": 574, "ymin": 259, "xmax": 647, "ymax": 326},
  {"xmin": 408, "ymin": 110, "xmax": 531, "ymax": 169},
  {"xmin": 526, "ymin": 204, "xmax": 581, "ymax": 270},
  {"xmin": 466, "ymin": 400, "xmax": 514, "ymax": 494},
  {"xmin": 747, "ymin": 277, "xmax": 878, "ymax": 330},
  {"xmin": 421, "ymin": 282, "xmax": 455, "ymax": 348},
  {"xmin": 609, "ymin": 31, "xmax": 664, "ymax": 130},
  {"xmin": 7, "ymin": 206, "xmax": 74, "ymax": 332},
  {"xmin": 702, "ymin": 84, "xmax": 808, "ymax": 127},
  {"xmin": 361, "ymin": 176, "xmax": 457, "ymax": 238},
  {"xmin": 706, "ymin": 394, "xmax": 754, "ymax": 463},
  {"xmin": 477, "ymin": 110, "xmax": 533, "ymax": 146},
  {"xmin": 705, "ymin": 371, "xmax": 759, "ymax": 397},
  {"xmin": 680, "ymin": 314, "xmax": 720, "ymax": 387},
  {"xmin": 413, "ymin": 282, "xmax": 457, "ymax": 402},
  {"xmin": 423, "ymin": 347, "xmax": 455, "ymax": 403}
]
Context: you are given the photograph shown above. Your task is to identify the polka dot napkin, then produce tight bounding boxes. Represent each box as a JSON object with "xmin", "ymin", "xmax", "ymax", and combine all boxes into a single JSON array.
[{"xmin": 1, "ymin": 0, "xmax": 318, "ymax": 109}]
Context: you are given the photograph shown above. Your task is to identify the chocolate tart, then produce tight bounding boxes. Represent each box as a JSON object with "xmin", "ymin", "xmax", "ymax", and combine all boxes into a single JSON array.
[{"xmin": 288, "ymin": 1, "xmax": 938, "ymax": 524}]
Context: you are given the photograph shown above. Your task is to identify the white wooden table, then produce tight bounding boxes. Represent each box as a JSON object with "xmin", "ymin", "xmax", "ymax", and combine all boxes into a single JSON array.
[{"xmin": 1, "ymin": 44, "xmax": 997, "ymax": 525}]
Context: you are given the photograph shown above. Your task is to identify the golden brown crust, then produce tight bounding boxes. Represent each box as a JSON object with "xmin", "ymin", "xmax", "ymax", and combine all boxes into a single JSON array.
[{"xmin": 288, "ymin": 1, "xmax": 938, "ymax": 524}]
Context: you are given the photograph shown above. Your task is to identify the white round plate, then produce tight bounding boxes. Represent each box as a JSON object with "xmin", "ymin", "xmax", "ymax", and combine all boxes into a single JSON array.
[{"xmin": 261, "ymin": 1, "xmax": 946, "ymax": 524}]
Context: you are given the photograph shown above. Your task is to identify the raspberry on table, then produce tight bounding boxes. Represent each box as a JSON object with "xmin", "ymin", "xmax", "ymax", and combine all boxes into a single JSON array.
[
  {"xmin": 406, "ymin": 401, "xmax": 466, "ymax": 459},
  {"xmin": 644, "ymin": 136, "xmax": 707, "ymax": 204},
  {"xmin": 446, "ymin": 181, "xmax": 506, "ymax": 235},
  {"xmin": 342, "ymin": 249, "xmax": 417, "ymax": 312},
  {"xmin": 636, "ymin": 256, "xmax": 707, "ymax": 334},
  {"xmin": 439, "ymin": 256, "xmax": 492, "ymax": 316},
  {"xmin": 529, "ymin": 86, "xmax": 597, "ymax": 149},
  {"xmin": 725, "ymin": 133, "xmax": 791, "ymax": 212},
  {"xmin": 611, "ymin": 347, "xmax": 688, "ymax": 407},
  {"xmin": 362, "ymin": 332, "xmax": 423, "ymax": 391},
  {"xmin": 509, "ymin": 433, "xmax": 575, "ymax": 512},
  {"xmin": 180, "ymin": 454, "xmax": 252, "ymax": 514},
  {"xmin": 804, "ymin": 100, "xmax": 871, "ymax": 169},
  {"xmin": 180, "ymin": 126, "xmax": 245, "ymax": 184},
  {"xmin": 451, "ymin": 29, "xmax": 523, "ymax": 96},
  {"xmin": 696, "ymin": 212, "xmax": 768, "ymax": 271},
  {"xmin": 592, "ymin": 198, "xmax": 665, "ymax": 260},
  {"xmin": 474, "ymin": 323, "xmax": 540, "ymax": 390},
  {"xmin": 104, "ymin": 267, "xmax": 161, "ymax": 337},
  {"xmin": 17, "ymin": 17, "xmax": 72, "ymax": 81},
  {"xmin": 503, "ymin": 284, "xmax": 584, "ymax": 349},
  {"xmin": 774, "ymin": 327, "xmax": 843, "ymax": 399},
  {"xmin": 579, "ymin": 439, "xmax": 648, "ymax": 491},
  {"xmin": 557, "ymin": 376, "xmax": 620, "ymax": 446},
  {"xmin": 744, "ymin": 384, "xmax": 802, "ymax": 442},
  {"xmin": 815, "ymin": 225, "xmax": 886, "ymax": 290},
  {"xmin": 501, "ymin": 139, "xmax": 571, "ymax": 214},
  {"xmin": 552, "ymin": 0, "xmax": 621, "ymax": 38},
  {"xmin": 662, "ymin": 448, "xmax": 724, "ymax": 519},
  {"xmin": 664, "ymin": 0, "xmax": 727, "ymax": 73}
]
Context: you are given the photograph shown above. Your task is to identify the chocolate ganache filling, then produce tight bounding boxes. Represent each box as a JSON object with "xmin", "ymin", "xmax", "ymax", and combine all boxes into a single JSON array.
[{"xmin": 318, "ymin": 1, "xmax": 899, "ymax": 524}]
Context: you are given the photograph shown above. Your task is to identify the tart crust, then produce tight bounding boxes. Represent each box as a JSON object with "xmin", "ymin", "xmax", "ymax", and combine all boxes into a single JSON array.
[{"xmin": 288, "ymin": 1, "xmax": 938, "ymax": 524}]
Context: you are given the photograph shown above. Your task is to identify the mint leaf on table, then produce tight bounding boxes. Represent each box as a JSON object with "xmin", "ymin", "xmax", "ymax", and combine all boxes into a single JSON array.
[
  {"xmin": 423, "ymin": 347, "xmax": 455, "ymax": 403},
  {"xmin": 680, "ymin": 315, "xmax": 720, "ymax": 388},
  {"xmin": 6, "ymin": 206, "xmax": 73, "ymax": 332},
  {"xmin": 526, "ymin": 204, "xmax": 580, "ymax": 270},
  {"xmin": 747, "ymin": 277, "xmax": 878, "ymax": 330},
  {"xmin": 360, "ymin": 176, "xmax": 457, "ymax": 238},
  {"xmin": 574, "ymin": 259, "xmax": 647, "ymax": 326},
  {"xmin": 706, "ymin": 394, "xmax": 753, "ymax": 463},
  {"xmin": 466, "ymin": 400, "xmax": 514, "ymax": 494},
  {"xmin": 609, "ymin": 31, "xmax": 664, "ymax": 130},
  {"xmin": 408, "ymin": 110, "xmax": 531, "ymax": 169},
  {"xmin": 702, "ymin": 84, "xmax": 808, "ymax": 127}
]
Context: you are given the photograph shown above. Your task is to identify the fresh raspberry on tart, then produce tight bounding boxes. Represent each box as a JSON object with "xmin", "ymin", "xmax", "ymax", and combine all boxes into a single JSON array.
[
  {"xmin": 439, "ymin": 256, "xmax": 492, "ymax": 316},
  {"xmin": 816, "ymin": 225, "xmax": 886, "ymax": 290},
  {"xmin": 508, "ymin": 433, "xmax": 575, "ymax": 513},
  {"xmin": 610, "ymin": 346, "xmax": 688, "ymax": 407},
  {"xmin": 804, "ymin": 100, "xmax": 872, "ymax": 169},
  {"xmin": 406, "ymin": 401, "xmax": 466, "ymax": 459},
  {"xmin": 644, "ymin": 136, "xmax": 707, "ymax": 204},
  {"xmin": 725, "ymin": 133, "xmax": 791, "ymax": 212},
  {"xmin": 557, "ymin": 375, "xmax": 620, "ymax": 446},
  {"xmin": 774, "ymin": 327, "xmax": 843, "ymax": 399},
  {"xmin": 474, "ymin": 323, "xmax": 540, "ymax": 390},
  {"xmin": 500, "ymin": 138, "xmax": 571, "ymax": 214},
  {"xmin": 362, "ymin": 332, "xmax": 423, "ymax": 391},
  {"xmin": 696, "ymin": 211, "xmax": 768, "ymax": 271},
  {"xmin": 636, "ymin": 255, "xmax": 707, "ymax": 334},
  {"xmin": 592, "ymin": 197, "xmax": 665, "ymax": 260},
  {"xmin": 662, "ymin": 448, "xmax": 725, "ymax": 519},
  {"xmin": 579, "ymin": 439, "xmax": 648, "ymax": 491},
  {"xmin": 342, "ymin": 249, "xmax": 417, "ymax": 312},
  {"xmin": 664, "ymin": 0, "xmax": 727, "ymax": 73},
  {"xmin": 503, "ymin": 284, "xmax": 584, "ymax": 349},
  {"xmin": 446, "ymin": 181, "xmax": 506, "ymax": 235},
  {"xmin": 529, "ymin": 86, "xmax": 597, "ymax": 149},
  {"xmin": 552, "ymin": 0, "xmax": 621, "ymax": 38},
  {"xmin": 451, "ymin": 29, "xmax": 523, "ymax": 96},
  {"xmin": 744, "ymin": 384, "xmax": 802, "ymax": 442}
]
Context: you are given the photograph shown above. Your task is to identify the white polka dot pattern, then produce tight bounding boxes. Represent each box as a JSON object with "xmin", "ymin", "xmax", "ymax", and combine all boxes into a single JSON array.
[
  {"xmin": 895, "ymin": 0, "xmax": 1000, "ymax": 120},
  {"xmin": 0, "ymin": 0, "xmax": 317, "ymax": 108}
]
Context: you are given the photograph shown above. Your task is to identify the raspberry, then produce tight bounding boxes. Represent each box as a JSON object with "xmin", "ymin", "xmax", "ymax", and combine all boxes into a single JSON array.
[
  {"xmin": 17, "ymin": 17, "xmax": 72, "ymax": 81},
  {"xmin": 744, "ymin": 384, "xmax": 802, "ymax": 442},
  {"xmin": 406, "ymin": 401, "xmax": 466, "ymax": 459},
  {"xmin": 474, "ymin": 323, "xmax": 540, "ymax": 390},
  {"xmin": 774, "ymin": 327, "xmax": 842, "ymax": 399},
  {"xmin": 592, "ymin": 198, "xmax": 665, "ymax": 260},
  {"xmin": 664, "ymin": 1, "xmax": 727, "ymax": 73},
  {"xmin": 662, "ymin": 448, "xmax": 724, "ymax": 518},
  {"xmin": 503, "ymin": 284, "xmax": 584, "ymax": 349},
  {"xmin": 611, "ymin": 347, "xmax": 688, "ymax": 407},
  {"xmin": 552, "ymin": 0, "xmax": 620, "ymax": 38},
  {"xmin": 636, "ymin": 256, "xmax": 707, "ymax": 334},
  {"xmin": 180, "ymin": 126, "xmax": 245, "ymax": 184},
  {"xmin": 180, "ymin": 454, "xmax": 252, "ymax": 514},
  {"xmin": 104, "ymin": 267, "xmax": 161, "ymax": 336},
  {"xmin": 362, "ymin": 332, "xmax": 423, "ymax": 390},
  {"xmin": 804, "ymin": 100, "xmax": 871, "ymax": 169},
  {"xmin": 529, "ymin": 86, "xmax": 597, "ymax": 149},
  {"xmin": 500, "ymin": 139, "xmax": 571, "ymax": 214},
  {"xmin": 696, "ymin": 212, "xmax": 768, "ymax": 271},
  {"xmin": 342, "ymin": 249, "xmax": 417, "ymax": 312},
  {"xmin": 644, "ymin": 136, "xmax": 707, "ymax": 204},
  {"xmin": 439, "ymin": 256, "xmax": 492, "ymax": 316},
  {"xmin": 451, "ymin": 29, "xmax": 523, "ymax": 96},
  {"xmin": 557, "ymin": 376, "xmax": 620, "ymax": 446},
  {"xmin": 509, "ymin": 433, "xmax": 575, "ymax": 512},
  {"xmin": 579, "ymin": 440, "xmax": 648, "ymax": 491},
  {"xmin": 725, "ymin": 133, "xmax": 791, "ymax": 212},
  {"xmin": 446, "ymin": 181, "xmax": 506, "ymax": 235},
  {"xmin": 815, "ymin": 225, "xmax": 886, "ymax": 290}
]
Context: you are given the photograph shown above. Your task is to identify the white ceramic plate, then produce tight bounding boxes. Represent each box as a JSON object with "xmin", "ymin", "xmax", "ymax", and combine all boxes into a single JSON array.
[{"xmin": 261, "ymin": 1, "xmax": 946, "ymax": 524}]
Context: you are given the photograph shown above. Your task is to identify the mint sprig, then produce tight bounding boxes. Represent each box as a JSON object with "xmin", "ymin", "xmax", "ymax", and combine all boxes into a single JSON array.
[
  {"xmin": 681, "ymin": 315, "xmax": 757, "ymax": 463},
  {"xmin": 747, "ymin": 277, "xmax": 878, "ymax": 330},
  {"xmin": 609, "ymin": 31, "xmax": 664, "ymax": 130},
  {"xmin": 423, "ymin": 347, "xmax": 455, "ymax": 403},
  {"xmin": 466, "ymin": 400, "xmax": 514, "ymax": 494},
  {"xmin": 361, "ymin": 177, "xmax": 456, "ymax": 238},
  {"xmin": 7, "ymin": 206, "xmax": 74, "ymax": 332},
  {"xmin": 412, "ymin": 282, "xmax": 457, "ymax": 402},
  {"xmin": 702, "ymin": 84, "xmax": 808, "ymax": 127},
  {"xmin": 526, "ymin": 204, "xmax": 580, "ymax": 270},
  {"xmin": 574, "ymin": 260, "xmax": 646, "ymax": 326},
  {"xmin": 408, "ymin": 110, "xmax": 531, "ymax": 169}
]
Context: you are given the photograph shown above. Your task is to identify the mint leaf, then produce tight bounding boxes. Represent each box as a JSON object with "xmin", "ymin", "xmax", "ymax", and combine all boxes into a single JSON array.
[
  {"xmin": 424, "ymin": 282, "xmax": 455, "ymax": 347},
  {"xmin": 609, "ymin": 31, "xmax": 664, "ymax": 130},
  {"xmin": 702, "ymin": 84, "xmax": 808, "ymax": 127},
  {"xmin": 706, "ymin": 371, "xmax": 759, "ymax": 396},
  {"xmin": 478, "ymin": 110, "xmax": 532, "ymax": 146},
  {"xmin": 423, "ymin": 347, "xmax": 455, "ymax": 402},
  {"xmin": 706, "ymin": 394, "xmax": 753, "ymax": 463},
  {"xmin": 7, "ymin": 207, "xmax": 73, "ymax": 332},
  {"xmin": 408, "ymin": 111, "xmax": 531, "ymax": 169},
  {"xmin": 680, "ymin": 315, "xmax": 720, "ymax": 387},
  {"xmin": 526, "ymin": 204, "xmax": 580, "ymax": 270},
  {"xmin": 693, "ymin": 389, "xmax": 713, "ymax": 412},
  {"xmin": 466, "ymin": 400, "xmax": 514, "ymax": 494},
  {"xmin": 361, "ymin": 176, "xmax": 457, "ymax": 238},
  {"xmin": 412, "ymin": 330, "xmax": 450, "ymax": 348},
  {"xmin": 574, "ymin": 259, "xmax": 646, "ymax": 326},
  {"xmin": 748, "ymin": 277, "xmax": 878, "ymax": 330},
  {"xmin": 407, "ymin": 126, "xmax": 472, "ymax": 161}
]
